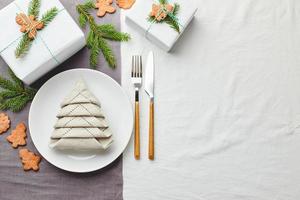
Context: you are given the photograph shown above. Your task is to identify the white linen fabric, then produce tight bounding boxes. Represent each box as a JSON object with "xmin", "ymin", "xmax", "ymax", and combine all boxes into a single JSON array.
[{"xmin": 121, "ymin": 0, "xmax": 300, "ymax": 199}]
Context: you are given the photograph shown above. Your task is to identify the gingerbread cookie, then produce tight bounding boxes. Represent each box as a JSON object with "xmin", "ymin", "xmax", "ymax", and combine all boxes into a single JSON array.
[
  {"xmin": 6, "ymin": 122, "xmax": 27, "ymax": 148},
  {"xmin": 116, "ymin": 0, "xmax": 136, "ymax": 9},
  {"xmin": 95, "ymin": 0, "xmax": 116, "ymax": 17},
  {"xmin": 16, "ymin": 13, "xmax": 44, "ymax": 39},
  {"xmin": 150, "ymin": 3, "xmax": 174, "ymax": 21},
  {"xmin": 19, "ymin": 149, "xmax": 41, "ymax": 171},
  {"xmin": 0, "ymin": 113, "xmax": 10, "ymax": 134}
]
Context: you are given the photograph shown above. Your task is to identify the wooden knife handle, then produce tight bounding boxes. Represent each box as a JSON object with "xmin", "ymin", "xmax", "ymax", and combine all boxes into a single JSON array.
[
  {"xmin": 134, "ymin": 102, "xmax": 140, "ymax": 159},
  {"xmin": 149, "ymin": 100, "xmax": 154, "ymax": 160}
]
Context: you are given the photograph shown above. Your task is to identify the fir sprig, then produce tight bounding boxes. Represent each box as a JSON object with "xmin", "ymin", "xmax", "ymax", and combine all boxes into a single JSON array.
[
  {"xmin": 40, "ymin": 7, "xmax": 59, "ymax": 26},
  {"xmin": 28, "ymin": 0, "xmax": 41, "ymax": 17},
  {"xmin": 159, "ymin": 0, "xmax": 167, "ymax": 4},
  {"xmin": 15, "ymin": 0, "xmax": 58, "ymax": 58},
  {"xmin": 15, "ymin": 35, "xmax": 33, "ymax": 58},
  {"xmin": 148, "ymin": 1, "xmax": 181, "ymax": 33},
  {"xmin": 0, "ymin": 69, "xmax": 36, "ymax": 112},
  {"xmin": 76, "ymin": 1, "xmax": 130, "ymax": 69}
]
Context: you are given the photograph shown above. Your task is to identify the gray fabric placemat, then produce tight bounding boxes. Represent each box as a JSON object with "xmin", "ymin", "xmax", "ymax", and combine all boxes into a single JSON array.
[{"xmin": 0, "ymin": 0, "xmax": 123, "ymax": 199}]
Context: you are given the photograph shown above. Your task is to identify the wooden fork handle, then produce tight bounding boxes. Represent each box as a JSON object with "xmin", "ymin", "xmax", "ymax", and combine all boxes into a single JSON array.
[
  {"xmin": 148, "ymin": 100, "xmax": 154, "ymax": 160},
  {"xmin": 134, "ymin": 91, "xmax": 140, "ymax": 159}
]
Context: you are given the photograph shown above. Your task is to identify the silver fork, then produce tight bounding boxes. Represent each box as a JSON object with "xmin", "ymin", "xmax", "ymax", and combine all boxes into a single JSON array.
[{"xmin": 131, "ymin": 55, "xmax": 142, "ymax": 160}]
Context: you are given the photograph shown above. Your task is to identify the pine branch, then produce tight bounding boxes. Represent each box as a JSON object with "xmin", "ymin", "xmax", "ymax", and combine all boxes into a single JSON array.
[
  {"xmin": 77, "ymin": 1, "xmax": 95, "ymax": 27},
  {"xmin": 76, "ymin": 1, "xmax": 130, "ymax": 68},
  {"xmin": 87, "ymin": 31, "xmax": 100, "ymax": 68},
  {"xmin": 0, "ymin": 69, "xmax": 36, "ymax": 112},
  {"xmin": 173, "ymin": 3, "xmax": 180, "ymax": 15},
  {"xmin": 165, "ymin": 15, "xmax": 180, "ymax": 33},
  {"xmin": 98, "ymin": 25, "xmax": 131, "ymax": 41},
  {"xmin": 28, "ymin": 0, "xmax": 41, "ymax": 17},
  {"xmin": 40, "ymin": 7, "xmax": 59, "ymax": 26},
  {"xmin": 98, "ymin": 37, "xmax": 116, "ymax": 68},
  {"xmin": 159, "ymin": 0, "xmax": 167, "ymax": 4},
  {"xmin": 0, "ymin": 95, "xmax": 29, "ymax": 112},
  {"xmin": 90, "ymin": 45, "xmax": 100, "ymax": 69},
  {"xmin": 15, "ymin": 34, "xmax": 33, "ymax": 58},
  {"xmin": 8, "ymin": 68, "xmax": 24, "ymax": 90},
  {"xmin": 0, "ymin": 76, "xmax": 20, "ymax": 92},
  {"xmin": 0, "ymin": 90, "xmax": 20, "ymax": 99}
]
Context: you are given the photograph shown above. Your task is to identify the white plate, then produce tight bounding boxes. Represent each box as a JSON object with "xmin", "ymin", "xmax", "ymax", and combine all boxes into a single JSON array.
[{"xmin": 29, "ymin": 69, "xmax": 133, "ymax": 173}]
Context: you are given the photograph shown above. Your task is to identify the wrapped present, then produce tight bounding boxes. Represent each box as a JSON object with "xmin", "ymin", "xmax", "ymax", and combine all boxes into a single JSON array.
[
  {"xmin": 0, "ymin": 0, "xmax": 85, "ymax": 85},
  {"xmin": 126, "ymin": 0, "xmax": 197, "ymax": 52}
]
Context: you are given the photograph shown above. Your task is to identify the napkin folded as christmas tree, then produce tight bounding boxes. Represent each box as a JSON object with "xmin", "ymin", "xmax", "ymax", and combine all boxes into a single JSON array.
[{"xmin": 50, "ymin": 79, "xmax": 113, "ymax": 150}]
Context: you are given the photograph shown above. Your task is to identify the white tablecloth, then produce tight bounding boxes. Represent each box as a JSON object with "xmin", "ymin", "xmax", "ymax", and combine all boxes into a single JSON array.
[{"xmin": 121, "ymin": 0, "xmax": 300, "ymax": 199}]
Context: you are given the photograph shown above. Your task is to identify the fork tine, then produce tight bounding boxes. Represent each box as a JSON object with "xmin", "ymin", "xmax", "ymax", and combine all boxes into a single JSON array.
[
  {"xmin": 135, "ymin": 56, "xmax": 138, "ymax": 77},
  {"xmin": 134, "ymin": 56, "xmax": 137, "ymax": 77},
  {"xmin": 132, "ymin": 55, "xmax": 143, "ymax": 78},
  {"xmin": 139, "ymin": 56, "xmax": 142, "ymax": 78},
  {"xmin": 137, "ymin": 56, "xmax": 140, "ymax": 78},
  {"xmin": 137, "ymin": 56, "xmax": 140, "ymax": 77},
  {"xmin": 131, "ymin": 56, "xmax": 134, "ymax": 77}
]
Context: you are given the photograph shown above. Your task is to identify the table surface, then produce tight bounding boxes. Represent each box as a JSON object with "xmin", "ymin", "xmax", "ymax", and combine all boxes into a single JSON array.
[
  {"xmin": 0, "ymin": 0, "xmax": 123, "ymax": 200},
  {"xmin": 121, "ymin": 0, "xmax": 300, "ymax": 199}
]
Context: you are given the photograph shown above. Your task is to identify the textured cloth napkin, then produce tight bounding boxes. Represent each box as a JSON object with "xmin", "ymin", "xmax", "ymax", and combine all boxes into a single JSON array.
[
  {"xmin": 50, "ymin": 79, "xmax": 113, "ymax": 150},
  {"xmin": 0, "ymin": 0, "xmax": 123, "ymax": 200},
  {"xmin": 121, "ymin": 0, "xmax": 300, "ymax": 199}
]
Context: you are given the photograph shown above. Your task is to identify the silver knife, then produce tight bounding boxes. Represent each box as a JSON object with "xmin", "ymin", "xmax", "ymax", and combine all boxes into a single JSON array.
[{"xmin": 144, "ymin": 51, "xmax": 154, "ymax": 160}]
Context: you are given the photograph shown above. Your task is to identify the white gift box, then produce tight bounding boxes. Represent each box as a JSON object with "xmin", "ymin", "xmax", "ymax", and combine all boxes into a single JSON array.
[
  {"xmin": 126, "ymin": 0, "xmax": 197, "ymax": 52},
  {"xmin": 0, "ymin": 0, "xmax": 85, "ymax": 85}
]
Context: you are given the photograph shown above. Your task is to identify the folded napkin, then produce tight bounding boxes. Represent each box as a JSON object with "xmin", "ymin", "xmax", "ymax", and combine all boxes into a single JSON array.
[{"xmin": 49, "ymin": 79, "xmax": 113, "ymax": 150}]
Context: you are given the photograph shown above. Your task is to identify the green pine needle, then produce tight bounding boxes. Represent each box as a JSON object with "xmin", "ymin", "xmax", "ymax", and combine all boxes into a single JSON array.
[
  {"xmin": 159, "ymin": 0, "xmax": 167, "ymax": 4},
  {"xmin": 98, "ymin": 37, "xmax": 116, "ymax": 68},
  {"xmin": 8, "ymin": 68, "xmax": 24, "ymax": 90},
  {"xmin": 165, "ymin": 15, "xmax": 180, "ymax": 33},
  {"xmin": 173, "ymin": 3, "xmax": 180, "ymax": 15},
  {"xmin": 98, "ymin": 25, "xmax": 131, "ymax": 41},
  {"xmin": 41, "ymin": 7, "xmax": 59, "ymax": 26},
  {"xmin": 77, "ymin": 0, "xmax": 95, "ymax": 27},
  {"xmin": 28, "ymin": 0, "xmax": 41, "ymax": 17},
  {"xmin": 76, "ymin": 1, "xmax": 130, "ymax": 68},
  {"xmin": 0, "ymin": 69, "xmax": 36, "ymax": 112},
  {"xmin": 78, "ymin": 13, "xmax": 88, "ymax": 27},
  {"xmin": 15, "ymin": 34, "xmax": 33, "ymax": 58},
  {"xmin": 90, "ymin": 45, "xmax": 100, "ymax": 69}
]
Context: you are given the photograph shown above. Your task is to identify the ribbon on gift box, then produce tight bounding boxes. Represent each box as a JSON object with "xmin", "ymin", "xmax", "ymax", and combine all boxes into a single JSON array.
[
  {"xmin": 145, "ymin": 0, "xmax": 183, "ymax": 38},
  {"xmin": 0, "ymin": 1, "xmax": 64, "ymax": 63}
]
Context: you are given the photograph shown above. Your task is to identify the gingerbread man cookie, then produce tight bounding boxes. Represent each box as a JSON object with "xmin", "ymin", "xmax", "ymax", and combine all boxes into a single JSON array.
[
  {"xmin": 150, "ymin": 3, "xmax": 174, "ymax": 21},
  {"xmin": 19, "ymin": 149, "xmax": 41, "ymax": 171},
  {"xmin": 116, "ymin": 0, "xmax": 136, "ymax": 9},
  {"xmin": 0, "ymin": 113, "xmax": 10, "ymax": 134},
  {"xmin": 95, "ymin": 0, "xmax": 116, "ymax": 17},
  {"xmin": 16, "ymin": 13, "xmax": 44, "ymax": 39},
  {"xmin": 6, "ymin": 122, "xmax": 27, "ymax": 148}
]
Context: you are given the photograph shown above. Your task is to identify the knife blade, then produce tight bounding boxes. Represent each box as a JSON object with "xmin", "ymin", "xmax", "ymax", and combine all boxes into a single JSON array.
[
  {"xmin": 144, "ymin": 51, "xmax": 154, "ymax": 99},
  {"xmin": 144, "ymin": 51, "xmax": 155, "ymax": 160}
]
